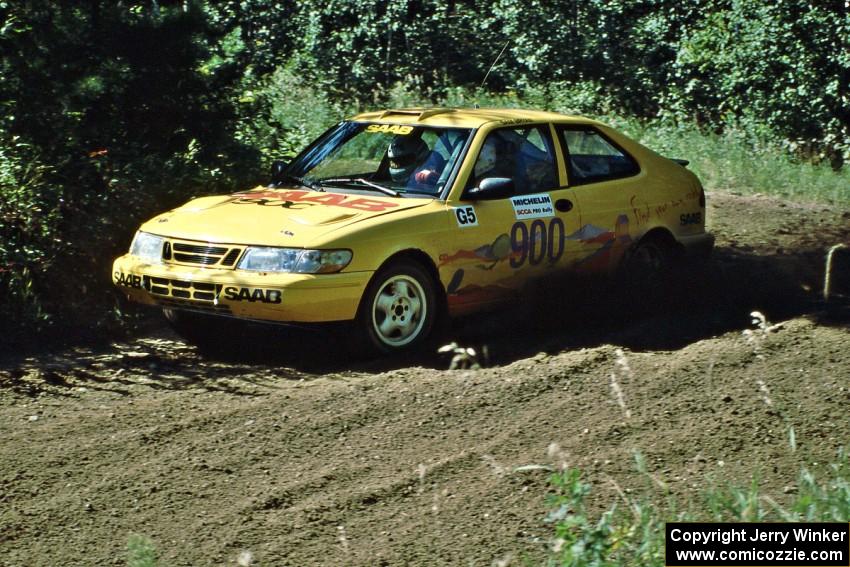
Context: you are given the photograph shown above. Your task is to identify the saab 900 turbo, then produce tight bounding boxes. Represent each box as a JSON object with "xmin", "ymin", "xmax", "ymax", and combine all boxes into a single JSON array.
[{"xmin": 113, "ymin": 108, "xmax": 713, "ymax": 353}]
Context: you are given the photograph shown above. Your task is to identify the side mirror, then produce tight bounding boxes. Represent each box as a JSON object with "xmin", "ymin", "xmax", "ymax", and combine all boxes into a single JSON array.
[
  {"xmin": 466, "ymin": 177, "xmax": 515, "ymax": 200},
  {"xmin": 271, "ymin": 159, "xmax": 289, "ymax": 182}
]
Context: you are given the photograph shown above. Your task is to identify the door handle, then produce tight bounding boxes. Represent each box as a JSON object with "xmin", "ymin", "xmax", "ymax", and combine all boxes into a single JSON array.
[{"xmin": 555, "ymin": 198, "xmax": 573, "ymax": 212}]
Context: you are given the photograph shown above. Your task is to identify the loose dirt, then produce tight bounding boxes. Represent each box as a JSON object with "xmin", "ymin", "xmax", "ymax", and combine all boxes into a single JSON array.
[{"xmin": 1, "ymin": 192, "xmax": 849, "ymax": 566}]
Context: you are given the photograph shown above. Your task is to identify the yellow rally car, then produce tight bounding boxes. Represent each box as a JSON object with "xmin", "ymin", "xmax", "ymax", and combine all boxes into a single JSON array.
[{"xmin": 113, "ymin": 108, "xmax": 714, "ymax": 353}]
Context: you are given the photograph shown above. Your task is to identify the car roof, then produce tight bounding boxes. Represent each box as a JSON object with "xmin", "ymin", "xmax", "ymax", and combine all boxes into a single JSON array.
[{"xmin": 350, "ymin": 107, "xmax": 599, "ymax": 129}]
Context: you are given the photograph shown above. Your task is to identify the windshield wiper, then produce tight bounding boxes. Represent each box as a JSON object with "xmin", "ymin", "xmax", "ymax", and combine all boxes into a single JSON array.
[
  {"xmin": 317, "ymin": 177, "xmax": 400, "ymax": 197},
  {"xmin": 351, "ymin": 178, "xmax": 400, "ymax": 197},
  {"xmin": 272, "ymin": 173, "xmax": 323, "ymax": 191}
]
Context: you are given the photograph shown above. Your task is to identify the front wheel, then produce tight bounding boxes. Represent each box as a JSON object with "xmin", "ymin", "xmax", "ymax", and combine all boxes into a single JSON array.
[{"xmin": 357, "ymin": 260, "xmax": 438, "ymax": 354}]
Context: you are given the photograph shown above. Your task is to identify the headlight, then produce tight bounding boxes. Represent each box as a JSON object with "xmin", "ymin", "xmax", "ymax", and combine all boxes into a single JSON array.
[
  {"xmin": 129, "ymin": 232, "xmax": 165, "ymax": 263},
  {"xmin": 238, "ymin": 247, "xmax": 352, "ymax": 274}
]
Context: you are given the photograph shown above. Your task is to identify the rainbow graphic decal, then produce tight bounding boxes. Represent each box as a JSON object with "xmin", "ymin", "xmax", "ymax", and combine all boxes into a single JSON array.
[
  {"xmin": 441, "ymin": 213, "xmax": 633, "ymax": 304},
  {"xmin": 572, "ymin": 214, "xmax": 632, "ymax": 272},
  {"xmin": 439, "ymin": 233, "xmax": 515, "ymax": 270}
]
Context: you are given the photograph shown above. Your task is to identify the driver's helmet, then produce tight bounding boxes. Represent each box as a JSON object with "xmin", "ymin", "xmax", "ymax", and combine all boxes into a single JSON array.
[
  {"xmin": 474, "ymin": 137, "xmax": 498, "ymax": 178},
  {"xmin": 388, "ymin": 135, "xmax": 429, "ymax": 182}
]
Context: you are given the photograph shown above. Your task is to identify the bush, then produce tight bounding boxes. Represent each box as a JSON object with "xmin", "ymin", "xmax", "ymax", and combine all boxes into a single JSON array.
[
  {"xmin": 0, "ymin": 134, "xmax": 56, "ymax": 330},
  {"xmin": 234, "ymin": 66, "xmax": 348, "ymax": 165},
  {"xmin": 0, "ymin": 2, "xmax": 261, "ymax": 349}
]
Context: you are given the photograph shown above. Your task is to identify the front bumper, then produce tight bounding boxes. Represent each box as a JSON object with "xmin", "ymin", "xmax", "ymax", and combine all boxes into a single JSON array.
[{"xmin": 112, "ymin": 254, "xmax": 372, "ymax": 323}]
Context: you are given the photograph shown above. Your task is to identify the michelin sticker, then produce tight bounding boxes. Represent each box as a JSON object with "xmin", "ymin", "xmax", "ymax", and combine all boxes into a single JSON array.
[
  {"xmin": 453, "ymin": 206, "xmax": 478, "ymax": 227},
  {"xmin": 510, "ymin": 193, "xmax": 554, "ymax": 220}
]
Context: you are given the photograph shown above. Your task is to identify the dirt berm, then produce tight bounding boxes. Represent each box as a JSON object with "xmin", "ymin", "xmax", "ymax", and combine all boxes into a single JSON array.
[{"xmin": 1, "ymin": 192, "xmax": 849, "ymax": 566}]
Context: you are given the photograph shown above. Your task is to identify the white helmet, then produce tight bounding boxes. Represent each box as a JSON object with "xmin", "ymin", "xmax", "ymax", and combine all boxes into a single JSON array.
[{"xmin": 387, "ymin": 135, "xmax": 429, "ymax": 182}]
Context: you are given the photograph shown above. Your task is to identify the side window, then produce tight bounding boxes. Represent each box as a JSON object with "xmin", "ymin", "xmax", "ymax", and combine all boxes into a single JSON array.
[
  {"xmin": 559, "ymin": 128, "xmax": 639, "ymax": 184},
  {"xmin": 465, "ymin": 125, "xmax": 558, "ymax": 195}
]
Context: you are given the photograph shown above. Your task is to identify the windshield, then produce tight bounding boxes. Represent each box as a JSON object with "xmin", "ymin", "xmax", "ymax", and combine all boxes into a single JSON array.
[{"xmin": 287, "ymin": 122, "xmax": 473, "ymax": 196}]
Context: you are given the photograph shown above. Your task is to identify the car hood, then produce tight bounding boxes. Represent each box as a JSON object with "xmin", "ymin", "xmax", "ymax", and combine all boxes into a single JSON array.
[{"xmin": 139, "ymin": 186, "xmax": 431, "ymax": 246}]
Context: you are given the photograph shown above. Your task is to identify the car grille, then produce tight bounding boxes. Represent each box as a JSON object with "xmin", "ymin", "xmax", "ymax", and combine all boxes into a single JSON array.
[
  {"xmin": 143, "ymin": 276, "xmax": 231, "ymax": 314},
  {"xmin": 163, "ymin": 239, "xmax": 243, "ymax": 268}
]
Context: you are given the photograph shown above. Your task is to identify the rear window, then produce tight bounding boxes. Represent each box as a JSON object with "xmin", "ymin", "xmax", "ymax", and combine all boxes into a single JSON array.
[{"xmin": 558, "ymin": 127, "xmax": 639, "ymax": 185}]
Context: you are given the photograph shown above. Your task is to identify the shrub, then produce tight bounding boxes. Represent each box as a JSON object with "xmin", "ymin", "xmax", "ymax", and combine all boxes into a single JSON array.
[{"xmin": 0, "ymin": 132, "xmax": 59, "ymax": 331}]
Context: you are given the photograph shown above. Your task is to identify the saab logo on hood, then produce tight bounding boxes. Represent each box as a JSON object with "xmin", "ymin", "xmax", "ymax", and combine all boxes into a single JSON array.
[{"xmin": 230, "ymin": 190, "xmax": 400, "ymax": 213}]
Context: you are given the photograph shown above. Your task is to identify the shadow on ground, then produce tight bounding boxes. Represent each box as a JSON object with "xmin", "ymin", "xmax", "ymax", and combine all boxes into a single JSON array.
[
  {"xmin": 1, "ymin": 245, "xmax": 847, "ymax": 396},
  {"xmin": 195, "ymin": 244, "xmax": 849, "ymax": 371},
  {"xmin": 448, "ymin": 245, "xmax": 848, "ymax": 365}
]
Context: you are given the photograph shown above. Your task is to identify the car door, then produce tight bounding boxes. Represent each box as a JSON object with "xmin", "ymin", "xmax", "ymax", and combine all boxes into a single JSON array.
[
  {"xmin": 555, "ymin": 124, "xmax": 643, "ymax": 275},
  {"xmin": 439, "ymin": 123, "xmax": 582, "ymax": 313}
]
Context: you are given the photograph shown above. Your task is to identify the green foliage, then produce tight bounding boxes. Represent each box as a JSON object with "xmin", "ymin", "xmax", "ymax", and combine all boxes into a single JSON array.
[
  {"xmin": 612, "ymin": 117, "xmax": 850, "ymax": 202},
  {"xmin": 199, "ymin": 1, "xmax": 849, "ymax": 165},
  {"xmin": 545, "ymin": 449, "xmax": 850, "ymax": 566},
  {"xmin": 0, "ymin": 132, "xmax": 55, "ymax": 327},
  {"xmin": 670, "ymin": 1, "xmax": 849, "ymax": 168},
  {"xmin": 545, "ymin": 463, "xmax": 666, "ymax": 567},
  {"xmin": 235, "ymin": 65, "xmax": 348, "ymax": 164},
  {"xmin": 703, "ymin": 448, "xmax": 850, "ymax": 523},
  {"xmin": 0, "ymin": 1, "xmax": 258, "ymax": 346},
  {"xmin": 281, "ymin": 0, "xmax": 510, "ymax": 98},
  {"xmin": 793, "ymin": 449, "xmax": 850, "ymax": 522},
  {"xmin": 127, "ymin": 534, "xmax": 159, "ymax": 567},
  {"xmin": 546, "ymin": 469, "xmax": 618, "ymax": 566}
]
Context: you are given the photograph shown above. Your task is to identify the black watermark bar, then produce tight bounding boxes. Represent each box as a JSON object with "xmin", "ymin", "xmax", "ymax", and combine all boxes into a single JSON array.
[{"xmin": 666, "ymin": 522, "xmax": 849, "ymax": 566}]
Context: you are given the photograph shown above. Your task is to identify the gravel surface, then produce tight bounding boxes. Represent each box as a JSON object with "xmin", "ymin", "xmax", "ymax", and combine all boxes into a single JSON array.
[{"xmin": 1, "ymin": 192, "xmax": 849, "ymax": 566}]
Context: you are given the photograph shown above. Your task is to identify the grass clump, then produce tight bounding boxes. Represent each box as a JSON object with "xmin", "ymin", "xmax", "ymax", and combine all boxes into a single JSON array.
[
  {"xmin": 544, "ymin": 456, "xmax": 667, "ymax": 567},
  {"xmin": 544, "ymin": 449, "xmax": 850, "ymax": 566},
  {"xmin": 127, "ymin": 534, "xmax": 159, "ymax": 567},
  {"xmin": 704, "ymin": 448, "xmax": 850, "ymax": 523}
]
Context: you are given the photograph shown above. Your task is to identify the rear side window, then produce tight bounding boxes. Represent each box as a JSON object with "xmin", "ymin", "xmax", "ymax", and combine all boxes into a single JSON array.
[{"xmin": 558, "ymin": 127, "xmax": 639, "ymax": 185}]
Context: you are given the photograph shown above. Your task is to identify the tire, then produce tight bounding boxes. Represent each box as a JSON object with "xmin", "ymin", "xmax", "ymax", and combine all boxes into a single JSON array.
[
  {"xmin": 622, "ymin": 235, "xmax": 676, "ymax": 294},
  {"xmin": 356, "ymin": 259, "xmax": 438, "ymax": 354}
]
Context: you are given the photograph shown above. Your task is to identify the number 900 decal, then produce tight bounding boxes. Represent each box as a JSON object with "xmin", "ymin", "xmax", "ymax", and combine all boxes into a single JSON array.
[{"xmin": 510, "ymin": 218, "xmax": 565, "ymax": 268}]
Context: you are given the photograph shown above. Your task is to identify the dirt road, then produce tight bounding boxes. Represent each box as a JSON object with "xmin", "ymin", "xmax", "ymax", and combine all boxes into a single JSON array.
[{"xmin": 2, "ymin": 192, "xmax": 849, "ymax": 566}]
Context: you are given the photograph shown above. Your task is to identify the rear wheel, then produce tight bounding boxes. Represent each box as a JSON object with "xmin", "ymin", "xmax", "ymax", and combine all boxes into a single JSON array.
[
  {"xmin": 622, "ymin": 234, "xmax": 678, "ymax": 294},
  {"xmin": 357, "ymin": 260, "xmax": 438, "ymax": 354}
]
